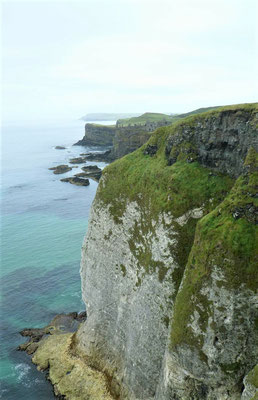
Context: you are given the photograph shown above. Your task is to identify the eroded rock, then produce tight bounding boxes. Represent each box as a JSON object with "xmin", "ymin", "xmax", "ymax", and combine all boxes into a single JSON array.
[
  {"xmin": 49, "ymin": 165, "xmax": 72, "ymax": 174},
  {"xmin": 60, "ymin": 177, "xmax": 90, "ymax": 186}
]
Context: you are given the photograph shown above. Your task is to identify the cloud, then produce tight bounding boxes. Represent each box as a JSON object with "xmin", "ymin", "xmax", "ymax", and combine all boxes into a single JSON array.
[{"xmin": 2, "ymin": 0, "xmax": 257, "ymax": 122}]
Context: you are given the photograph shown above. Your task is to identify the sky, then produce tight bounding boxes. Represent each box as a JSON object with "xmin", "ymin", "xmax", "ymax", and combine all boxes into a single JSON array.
[{"xmin": 1, "ymin": 0, "xmax": 258, "ymax": 123}]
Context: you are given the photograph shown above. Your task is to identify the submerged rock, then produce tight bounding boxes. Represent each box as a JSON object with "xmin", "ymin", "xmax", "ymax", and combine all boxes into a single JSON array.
[
  {"xmin": 69, "ymin": 157, "xmax": 87, "ymax": 164},
  {"xmin": 84, "ymin": 150, "xmax": 113, "ymax": 162},
  {"xmin": 75, "ymin": 171, "xmax": 102, "ymax": 182},
  {"xmin": 48, "ymin": 165, "xmax": 73, "ymax": 174},
  {"xmin": 55, "ymin": 146, "xmax": 66, "ymax": 150},
  {"xmin": 60, "ymin": 176, "xmax": 90, "ymax": 186}
]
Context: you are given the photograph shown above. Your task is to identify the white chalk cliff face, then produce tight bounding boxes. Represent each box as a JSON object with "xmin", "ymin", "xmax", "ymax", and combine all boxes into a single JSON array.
[{"xmin": 77, "ymin": 105, "xmax": 258, "ymax": 400}]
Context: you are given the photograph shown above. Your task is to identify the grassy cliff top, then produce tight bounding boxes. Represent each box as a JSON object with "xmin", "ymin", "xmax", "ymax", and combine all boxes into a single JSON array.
[
  {"xmin": 95, "ymin": 103, "xmax": 257, "ymax": 381},
  {"xmin": 115, "ymin": 103, "xmax": 258, "ymax": 128},
  {"xmin": 97, "ymin": 102, "xmax": 257, "ymax": 221},
  {"xmin": 85, "ymin": 123, "xmax": 116, "ymax": 128},
  {"xmin": 116, "ymin": 112, "xmax": 175, "ymax": 127}
]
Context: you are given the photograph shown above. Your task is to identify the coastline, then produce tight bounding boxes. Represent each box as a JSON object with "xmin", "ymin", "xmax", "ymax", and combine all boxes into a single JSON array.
[{"xmin": 18, "ymin": 312, "xmax": 115, "ymax": 400}]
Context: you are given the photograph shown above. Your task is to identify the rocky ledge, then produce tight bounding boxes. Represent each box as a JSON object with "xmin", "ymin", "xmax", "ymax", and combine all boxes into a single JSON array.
[
  {"xmin": 76, "ymin": 165, "xmax": 102, "ymax": 182},
  {"xmin": 69, "ymin": 157, "xmax": 87, "ymax": 164},
  {"xmin": 49, "ymin": 165, "xmax": 73, "ymax": 174},
  {"xmin": 80, "ymin": 150, "xmax": 113, "ymax": 162},
  {"xmin": 60, "ymin": 176, "xmax": 90, "ymax": 186},
  {"xmin": 17, "ymin": 312, "xmax": 115, "ymax": 399}
]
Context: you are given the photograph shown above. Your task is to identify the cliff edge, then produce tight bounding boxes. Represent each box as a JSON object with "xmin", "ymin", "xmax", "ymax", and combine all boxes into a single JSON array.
[
  {"xmin": 78, "ymin": 103, "xmax": 258, "ymax": 399},
  {"xmin": 30, "ymin": 104, "xmax": 258, "ymax": 400}
]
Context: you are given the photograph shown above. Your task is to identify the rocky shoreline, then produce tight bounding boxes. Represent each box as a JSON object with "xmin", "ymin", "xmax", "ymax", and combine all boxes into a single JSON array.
[
  {"xmin": 18, "ymin": 312, "xmax": 115, "ymax": 400},
  {"xmin": 18, "ymin": 311, "xmax": 87, "ymax": 355},
  {"xmin": 49, "ymin": 148, "xmax": 105, "ymax": 186}
]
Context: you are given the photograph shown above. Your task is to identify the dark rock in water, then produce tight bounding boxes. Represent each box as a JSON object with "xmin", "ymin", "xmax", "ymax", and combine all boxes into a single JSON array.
[
  {"xmin": 84, "ymin": 150, "xmax": 112, "ymax": 162},
  {"xmin": 48, "ymin": 164, "xmax": 73, "ymax": 174},
  {"xmin": 75, "ymin": 166, "xmax": 102, "ymax": 182},
  {"xmin": 55, "ymin": 146, "xmax": 66, "ymax": 150},
  {"xmin": 18, "ymin": 312, "xmax": 87, "ymax": 356},
  {"xmin": 69, "ymin": 157, "xmax": 87, "ymax": 164},
  {"xmin": 77, "ymin": 311, "xmax": 87, "ymax": 320},
  {"xmin": 81, "ymin": 165, "xmax": 101, "ymax": 172},
  {"xmin": 60, "ymin": 176, "xmax": 90, "ymax": 186}
]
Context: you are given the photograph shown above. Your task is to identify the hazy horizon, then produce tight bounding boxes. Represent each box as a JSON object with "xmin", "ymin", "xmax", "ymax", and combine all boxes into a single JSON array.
[{"xmin": 2, "ymin": 0, "xmax": 257, "ymax": 123}]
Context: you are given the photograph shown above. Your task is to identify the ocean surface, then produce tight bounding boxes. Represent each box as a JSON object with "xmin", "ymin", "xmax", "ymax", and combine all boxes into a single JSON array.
[{"xmin": 0, "ymin": 119, "xmax": 113, "ymax": 399}]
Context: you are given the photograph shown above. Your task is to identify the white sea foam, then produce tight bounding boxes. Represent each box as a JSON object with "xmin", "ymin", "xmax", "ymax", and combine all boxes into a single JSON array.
[{"xmin": 15, "ymin": 363, "xmax": 31, "ymax": 384}]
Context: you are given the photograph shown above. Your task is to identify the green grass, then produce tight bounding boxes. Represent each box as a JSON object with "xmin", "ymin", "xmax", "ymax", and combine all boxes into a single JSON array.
[
  {"xmin": 96, "ymin": 114, "xmax": 235, "ymax": 285},
  {"xmin": 97, "ymin": 137, "xmax": 233, "ymax": 222},
  {"xmin": 95, "ymin": 103, "xmax": 258, "ymax": 366},
  {"xmin": 176, "ymin": 106, "xmax": 221, "ymax": 119},
  {"xmin": 117, "ymin": 112, "xmax": 175, "ymax": 127},
  {"xmin": 86, "ymin": 123, "xmax": 116, "ymax": 129},
  {"xmin": 116, "ymin": 102, "xmax": 258, "ymax": 129},
  {"xmin": 170, "ymin": 147, "xmax": 258, "ymax": 358},
  {"xmin": 246, "ymin": 365, "xmax": 258, "ymax": 388}
]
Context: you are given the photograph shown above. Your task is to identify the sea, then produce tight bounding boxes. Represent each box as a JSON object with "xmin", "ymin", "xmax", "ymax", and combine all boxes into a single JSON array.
[{"xmin": 0, "ymin": 119, "xmax": 114, "ymax": 399}]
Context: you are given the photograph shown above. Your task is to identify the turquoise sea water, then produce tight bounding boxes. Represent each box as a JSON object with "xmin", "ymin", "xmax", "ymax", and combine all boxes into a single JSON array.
[{"xmin": 0, "ymin": 120, "xmax": 112, "ymax": 399}]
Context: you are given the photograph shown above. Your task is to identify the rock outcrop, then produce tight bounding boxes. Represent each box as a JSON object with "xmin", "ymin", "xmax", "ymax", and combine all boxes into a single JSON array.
[
  {"xmin": 48, "ymin": 164, "xmax": 73, "ymax": 174},
  {"xmin": 74, "ymin": 120, "xmax": 171, "ymax": 161},
  {"xmin": 77, "ymin": 104, "xmax": 258, "ymax": 399},
  {"xmin": 60, "ymin": 176, "xmax": 90, "ymax": 186},
  {"xmin": 74, "ymin": 123, "xmax": 116, "ymax": 147},
  {"xmin": 29, "ymin": 104, "xmax": 258, "ymax": 400},
  {"xmin": 109, "ymin": 126, "xmax": 151, "ymax": 160},
  {"xmin": 18, "ymin": 313, "xmax": 115, "ymax": 400}
]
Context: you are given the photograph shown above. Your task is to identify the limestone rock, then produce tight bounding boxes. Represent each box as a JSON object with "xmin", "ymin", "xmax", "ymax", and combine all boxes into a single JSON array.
[
  {"xmin": 74, "ymin": 124, "xmax": 116, "ymax": 147},
  {"xmin": 77, "ymin": 104, "xmax": 258, "ymax": 399}
]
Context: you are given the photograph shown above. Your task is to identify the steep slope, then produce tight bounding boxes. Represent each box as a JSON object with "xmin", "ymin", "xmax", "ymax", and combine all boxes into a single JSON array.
[
  {"xmin": 74, "ymin": 123, "xmax": 116, "ymax": 146},
  {"xmin": 77, "ymin": 103, "xmax": 257, "ymax": 400}
]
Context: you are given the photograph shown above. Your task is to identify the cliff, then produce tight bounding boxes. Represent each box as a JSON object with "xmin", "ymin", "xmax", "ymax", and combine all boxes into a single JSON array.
[
  {"xmin": 75, "ymin": 110, "xmax": 221, "ymax": 161},
  {"xmin": 74, "ymin": 123, "xmax": 116, "ymax": 146},
  {"xmin": 108, "ymin": 126, "xmax": 151, "ymax": 160},
  {"xmin": 74, "ymin": 122, "xmax": 154, "ymax": 160},
  {"xmin": 30, "ymin": 104, "xmax": 258, "ymax": 399},
  {"xmin": 77, "ymin": 104, "xmax": 258, "ymax": 399}
]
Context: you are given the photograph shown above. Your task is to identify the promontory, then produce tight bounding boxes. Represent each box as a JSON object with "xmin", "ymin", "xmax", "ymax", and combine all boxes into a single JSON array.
[{"xmin": 28, "ymin": 103, "xmax": 258, "ymax": 400}]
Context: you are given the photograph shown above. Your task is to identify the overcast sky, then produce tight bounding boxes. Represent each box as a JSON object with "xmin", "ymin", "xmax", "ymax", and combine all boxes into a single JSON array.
[{"xmin": 2, "ymin": 0, "xmax": 257, "ymax": 122}]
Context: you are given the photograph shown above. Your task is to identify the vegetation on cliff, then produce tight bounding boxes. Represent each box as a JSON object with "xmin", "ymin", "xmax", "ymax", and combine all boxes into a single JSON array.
[
  {"xmin": 94, "ymin": 103, "xmax": 257, "ymax": 395},
  {"xmin": 116, "ymin": 112, "xmax": 175, "ymax": 127},
  {"xmin": 170, "ymin": 147, "xmax": 257, "ymax": 354},
  {"xmin": 35, "ymin": 103, "xmax": 257, "ymax": 400}
]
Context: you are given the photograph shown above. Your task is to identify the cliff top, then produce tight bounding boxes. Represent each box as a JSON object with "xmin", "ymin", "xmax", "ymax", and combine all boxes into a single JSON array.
[{"xmin": 117, "ymin": 112, "xmax": 175, "ymax": 127}]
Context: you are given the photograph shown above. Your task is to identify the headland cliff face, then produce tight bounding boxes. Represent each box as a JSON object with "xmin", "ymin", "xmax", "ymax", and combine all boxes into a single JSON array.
[
  {"xmin": 77, "ymin": 104, "xmax": 258, "ymax": 399},
  {"xmin": 75, "ymin": 123, "xmax": 117, "ymax": 147},
  {"xmin": 74, "ymin": 119, "xmax": 172, "ymax": 160}
]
